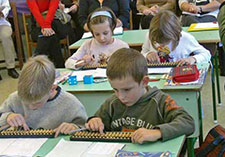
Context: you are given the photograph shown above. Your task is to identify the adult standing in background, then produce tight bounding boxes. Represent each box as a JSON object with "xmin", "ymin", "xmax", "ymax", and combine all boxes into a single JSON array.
[
  {"xmin": 27, "ymin": 0, "xmax": 76, "ymax": 68},
  {"xmin": 79, "ymin": 0, "xmax": 130, "ymax": 31},
  {"xmin": 0, "ymin": 0, "xmax": 19, "ymax": 80},
  {"xmin": 137, "ymin": 0, "xmax": 176, "ymax": 29},
  {"xmin": 179, "ymin": 0, "xmax": 220, "ymax": 26}
]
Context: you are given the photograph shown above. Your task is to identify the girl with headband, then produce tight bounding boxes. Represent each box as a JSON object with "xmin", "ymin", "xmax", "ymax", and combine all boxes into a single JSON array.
[{"xmin": 65, "ymin": 7, "xmax": 129, "ymax": 69}]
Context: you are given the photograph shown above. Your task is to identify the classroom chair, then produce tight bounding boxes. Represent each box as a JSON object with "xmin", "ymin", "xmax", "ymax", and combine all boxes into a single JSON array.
[
  {"xmin": 22, "ymin": 13, "xmax": 71, "ymax": 60},
  {"xmin": 9, "ymin": 2, "xmax": 24, "ymax": 69}
]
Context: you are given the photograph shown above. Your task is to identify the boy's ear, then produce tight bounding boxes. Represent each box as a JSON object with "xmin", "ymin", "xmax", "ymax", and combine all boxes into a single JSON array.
[
  {"xmin": 50, "ymin": 84, "xmax": 58, "ymax": 93},
  {"xmin": 142, "ymin": 75, "xmax": 150, "ymax": 87}
]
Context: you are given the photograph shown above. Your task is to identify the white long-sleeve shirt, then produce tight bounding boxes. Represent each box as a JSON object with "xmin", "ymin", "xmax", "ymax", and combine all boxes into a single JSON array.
[
  {"xmin": 65, "ymin": 38, "xmax": 129, "ymax": 69},
  {"xmin": 141, "ymin": 31, "xmax": 211, "ymax": 63},
  {"xmin": 0, "ymin": 0, "xmax": 11, "ymax": 26}
]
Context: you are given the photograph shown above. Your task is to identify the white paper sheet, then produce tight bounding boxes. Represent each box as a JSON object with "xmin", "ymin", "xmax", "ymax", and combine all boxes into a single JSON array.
[
  {"xmin": 46, "ymin": 139, "xmax": 125, "ymax": 157},
  {"xmin": 148, "ymin": 67, "xmax": 172, "ymax": 74},
  {"xmin": 71, "ymin": 68, "xmax": 107, "ymax": 81},
  {"xmin": 0, "ymin": 138, "xmax": 47, "ymax": 156},
  {"xmin": 46, "ymin": 140, "xmax": 92, "ymax": 157}
]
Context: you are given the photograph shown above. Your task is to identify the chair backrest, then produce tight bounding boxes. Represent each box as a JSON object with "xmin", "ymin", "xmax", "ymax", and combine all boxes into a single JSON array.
[
  {"xmin": 10, "ymin": 2, "xmax": 24, "ymax": 69},
  {"xmin": 22, "ymin": 13, "xmax": 35, "ymax": 58}
]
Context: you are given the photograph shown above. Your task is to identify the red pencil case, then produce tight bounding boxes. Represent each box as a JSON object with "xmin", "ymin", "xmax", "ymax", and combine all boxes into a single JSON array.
[{"xmin": 172, "ymin": 65, "xmax": 199, "ymax": 83}]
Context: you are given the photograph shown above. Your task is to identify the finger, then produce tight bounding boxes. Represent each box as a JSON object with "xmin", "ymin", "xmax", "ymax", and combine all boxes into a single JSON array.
[
  {"xmin": 8, "ymin": 119, "xmax": 15, "ymax": 127},
  {"xmin": 11, "ymin": 118, "xmax": 19, "ymax": 127},
  {"xmin": 85, "ymin": 123, "xmax": 90, "ymax": 130},
  {"xmin": 23, "ymin": 122, "xmax": 30, "ymax": 131},
  {"xmin": 54, "ymin": 128, "xmax": 60, "ymax": 138}
]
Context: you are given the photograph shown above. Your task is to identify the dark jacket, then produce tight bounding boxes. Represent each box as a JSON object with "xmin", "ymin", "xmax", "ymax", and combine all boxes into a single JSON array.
[{"xmin": 78, "ymin": 0, "xmax": 130, "ymax": 29}]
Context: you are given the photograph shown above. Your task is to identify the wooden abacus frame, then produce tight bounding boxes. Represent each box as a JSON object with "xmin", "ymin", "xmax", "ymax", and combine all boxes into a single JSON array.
[
  {"xmin": 82, "ymin": 62, "xmax": 178, "ymax": 70},
  {"xmin": 70, "ymin": 131, "xmax": 132, "ymax": 142},
  {"xmin": 0, "ymin": 129, "xmax": 55, "ymax": 138}
]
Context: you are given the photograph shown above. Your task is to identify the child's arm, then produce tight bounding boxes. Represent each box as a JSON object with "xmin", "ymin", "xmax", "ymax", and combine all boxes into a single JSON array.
[
  {"xmin": 131, "ymin": 128, "xmax": 162, "ymax": 144},
  {"xmin": 141, "ymin": 33, "xmax": 158, "ymax": 62},
  {"xmin": 156, "ymin": 95, "xmax": 195, "ymax": 141},
  {"xmin": 65, "ymin": 40, "xmax": 94, "ymax": 69},
  {"xmin": 185, "ymin": 34, "xmax": 211, "ymax": 63},
  {"xmin": 85, "ymin": 117, "xmax": 105, "ymax": 134}
]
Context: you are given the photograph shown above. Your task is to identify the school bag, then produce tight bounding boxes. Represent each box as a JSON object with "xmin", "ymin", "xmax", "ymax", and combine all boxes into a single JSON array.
[{"xmin": 195, "ymin": 125, "xmax": 225, "ymax": 157}]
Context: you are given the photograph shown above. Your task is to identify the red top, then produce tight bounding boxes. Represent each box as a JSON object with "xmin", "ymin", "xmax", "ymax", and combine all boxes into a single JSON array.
[{"xmin": 27, "ymin": 0, "xmax": 59, "ymax": 28}]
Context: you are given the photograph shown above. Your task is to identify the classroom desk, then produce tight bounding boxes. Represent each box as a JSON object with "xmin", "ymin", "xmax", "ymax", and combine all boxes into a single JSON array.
[
  {"xmin": 34, "ymin": 135, "xmax": 185, "ymax": 156},
  {"xmin": 59, "ymin": 63, "xmax": 209, "ymax": 157},
  {"xmin": 69, "ymin": 28, "xmax": 221, "ymax": 123},
  {"xmin": 69, "ymin": 28, "xmax": 219, "ymax": 49}
]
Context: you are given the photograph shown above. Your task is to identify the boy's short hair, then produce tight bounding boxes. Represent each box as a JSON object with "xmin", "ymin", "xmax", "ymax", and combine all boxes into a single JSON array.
[
  {"xmin": 149, "ymin": 10, "xmax": 181, "ymax": 51},
  {"xmin": 18, "ymin": 55, "xmax": 55, "ymax": 103},
  {"xmin": 87, "ymin": 7, "xmax": 117, "ymax": 33},
  {"xmin": 106, "ymin": 48, "xmax": 148, "ymax": 83}
]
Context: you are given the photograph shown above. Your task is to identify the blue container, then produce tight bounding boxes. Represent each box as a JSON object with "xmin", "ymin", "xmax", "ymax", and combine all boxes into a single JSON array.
[
  {"xmin": 83, "ymin": 75, "xmax": 94, "ymax": 84},
  {"xmin": 68, "ymin": 75, "xmax": 78, "ymax": 85}
]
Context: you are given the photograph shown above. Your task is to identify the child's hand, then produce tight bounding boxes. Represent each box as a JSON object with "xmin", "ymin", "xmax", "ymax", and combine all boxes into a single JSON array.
[
  {"xmin": 85, "ymin": 117, "xmax": 104, "ymax": 134},
  {"xmin": 82, "ymin": 55, "xmax": 95, "ymax": 65},
  {"xmin": 54, "ymin": 122, "xmax": 79, "ymax": 137},
  {"xmin": 177, "ymin": 56, "xmax": 196, "ymax": 66},
  {"xmin": 6, "ymin": 113, "xmax": 29, "ymax": 131},
  {"xmin": 131, "ymin": 128, "xmax": 162, "ymax": 144},
  {"xmin": 146, "ymin": 52, "xmax": 160, "ymax": 63}
]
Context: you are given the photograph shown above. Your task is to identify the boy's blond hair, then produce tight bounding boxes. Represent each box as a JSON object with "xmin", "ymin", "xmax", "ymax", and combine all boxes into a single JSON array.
[
  {"xmin": 87, "ymin": 7, "xmax": 117, "ymax": 34},
  {"xmin": 106, "ymin": 48, "xmax": 148, "ymax": 83},
  {"xmin": 149, "ymin": 10, "xmax": 181, "ymax": 51},
  {"xmin": 18, "ymin": 55, "xmax": 55, "ymax": 103}
]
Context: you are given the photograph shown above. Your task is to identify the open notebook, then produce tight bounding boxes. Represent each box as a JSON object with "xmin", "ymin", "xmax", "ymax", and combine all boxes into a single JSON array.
[
  {"xmin": 46, "ymin": 139, "xmax": 125, "ymax": 157},
  {"xmin": 82, "ymin": 27, "xmax": 123, "ymax": 39}
]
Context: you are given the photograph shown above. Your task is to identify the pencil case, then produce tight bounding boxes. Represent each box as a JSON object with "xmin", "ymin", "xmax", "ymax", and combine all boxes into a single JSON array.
[{"xmin": 172, "ymin": 65, "xmax": 199, "ymax": 83}]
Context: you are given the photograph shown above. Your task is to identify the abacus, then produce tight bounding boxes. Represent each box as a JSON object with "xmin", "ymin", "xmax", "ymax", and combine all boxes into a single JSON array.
[
  {"xmin": 70, "ymin": 131, "xmax": 132, "ymax": 142},
  {"xmin": 0, "ymin": 129, "xmax": 55, "ymax": 138},
  {"xmin": 147, "ymin": 62, "xmax": 178, "ymax": 68},
  {"xmin": 82, "ymin": 62, "xmax": 178, "ymax": 70}
]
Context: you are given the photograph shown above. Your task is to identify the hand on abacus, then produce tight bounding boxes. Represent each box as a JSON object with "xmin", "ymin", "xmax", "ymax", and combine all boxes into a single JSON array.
[
  {"xmin": 85, "ymin": 117, "xmax": 104, "ymax": 134},
  {"xmin": 6, "ymin": 113, "xmax": 29, "ymax": 131},
  {"xmin": 131, "ymin": 128, "xmax": 162, "ymax": 144},
  {"xmin": 82, "ymin": 55, "xmax": 95, "ymax": 65},
  {"xmin": 146, "ymin": 52, "xmax": 160, "ymax": 63},
  {"xmin": 177, "ymin": 56, "xmax": 196, "ymax": 66},
  {"xmin": 54, "ymin": 122, "xmax": 79, "ymax": 137}
]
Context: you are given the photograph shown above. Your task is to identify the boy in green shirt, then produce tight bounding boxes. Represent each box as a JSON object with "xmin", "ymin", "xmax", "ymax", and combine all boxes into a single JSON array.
[{"xmin": 85, "ymin": 48, "xmax": 195, "ymax": 144}]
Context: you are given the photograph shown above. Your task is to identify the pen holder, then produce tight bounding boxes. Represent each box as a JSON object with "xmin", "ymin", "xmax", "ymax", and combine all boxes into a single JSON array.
[
  {"xmin": 68, "ymin": 75, "xmax": 78, "ymax": 85},
  {"xmin": 83, "ymin": 75, "xmax": 93, "ymax": 84}
]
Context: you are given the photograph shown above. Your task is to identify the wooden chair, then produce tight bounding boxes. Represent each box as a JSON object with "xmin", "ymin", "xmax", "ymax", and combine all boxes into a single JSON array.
[
  {"xmin": 9, "ymin": 2, "xmax": 24, "ymax": 69},
  {"xmin": 22, "ymin": 13, "xmax": 71, "ymax": 60}
]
